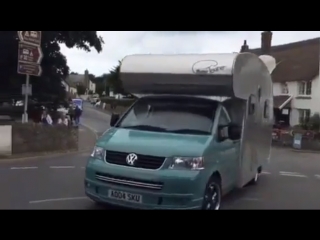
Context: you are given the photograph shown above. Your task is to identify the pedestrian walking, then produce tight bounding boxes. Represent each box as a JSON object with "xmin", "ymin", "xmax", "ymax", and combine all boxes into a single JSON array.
[
  {"xmin": 68, "ymin": 104, "xmax": 75, "ymax": 125},
  {"xmin": 74, "ymin": 105, "xmax": 82, "ymax": 127},
  {"xmin": 57, "ymin": 113, "xmax": 69, "ymax": 126},
  {"xmin": 40, "ymin": 108, "xmax": 53, "ymax": 125}
]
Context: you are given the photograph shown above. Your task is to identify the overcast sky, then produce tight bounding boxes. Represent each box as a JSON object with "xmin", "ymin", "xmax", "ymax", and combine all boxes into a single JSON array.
[{"xmin": 60, "ymin": 31, "xmax": 320, "ymax": 77}]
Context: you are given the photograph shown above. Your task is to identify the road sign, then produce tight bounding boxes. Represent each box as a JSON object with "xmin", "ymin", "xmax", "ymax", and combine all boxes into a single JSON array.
[
  {"xmin": 17, "ymin": 62, "xmax": 42, "ymax": 76},
  {"xmin": 18, "ymin": 31, "xmax": 42, "ymax": 46},
  {"xmin": 22, "ymin": 84, "xmax": 32, "ymax": 96},
  {"xmin": 18, "ymin": 42, "xmax": 43, "ymax": 64},
  {"xmin": 17, "ymin": 31, "xmax": 42, "ymax": 123}
]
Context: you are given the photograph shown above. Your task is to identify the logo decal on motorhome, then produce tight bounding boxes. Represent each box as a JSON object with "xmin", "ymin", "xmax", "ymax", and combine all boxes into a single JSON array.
[{"xmin": 192, "ymin": 60, "xmax": 226, "ymax": 74}]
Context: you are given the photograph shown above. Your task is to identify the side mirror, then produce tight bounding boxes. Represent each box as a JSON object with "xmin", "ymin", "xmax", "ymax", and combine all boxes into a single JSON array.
[
  {"xmin": 217, "ymin": 125, "xmax": 229, "ymax": 142},
  {"xmin": 110, "ymin": 113, "xmax": 120, "ymax": 127},
  {"xmin": 228, "ymin": 124, "xmax": 241, "ymax": 140}
]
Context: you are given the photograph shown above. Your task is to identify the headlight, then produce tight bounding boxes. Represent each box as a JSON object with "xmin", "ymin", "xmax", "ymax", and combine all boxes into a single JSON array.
[
  {"xmin": 90, "ymin": 146, "xmax": 104, "ymax": 160},
  {"xmin": 169, "ymin": 157, "xmax": 204, "ymax": 170}
]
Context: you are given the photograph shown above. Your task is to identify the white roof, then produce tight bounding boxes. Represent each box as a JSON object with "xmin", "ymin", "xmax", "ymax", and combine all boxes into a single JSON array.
[{"xmin": 120, "ymin": 53, "xmax": 237, "ymax": 76}]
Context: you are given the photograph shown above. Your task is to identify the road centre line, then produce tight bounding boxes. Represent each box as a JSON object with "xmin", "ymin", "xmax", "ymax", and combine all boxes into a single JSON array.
[
  {"xmin": 11, "ymin": 166, "xmax": 38, "ymax": 170},
  {"xmin": 29, "ymin": 196, "xmax": 89, "ymax": 204},
  {"xmin": 49, "ymin": 166, "xmax": 75, "ymax": 169},
  {"xmin": 279, "ymin": 171, "xmax": 307, "ymax": 178}
]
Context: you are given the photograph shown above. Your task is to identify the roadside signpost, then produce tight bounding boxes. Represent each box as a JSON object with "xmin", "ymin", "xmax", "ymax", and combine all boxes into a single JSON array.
[
  {"xmin": 17, "ymin": 31, "xmax": 42, "ymax": 123},
  {"xmin": 22, "ymin": 84, "xmax": 32, "ymax": 96}
]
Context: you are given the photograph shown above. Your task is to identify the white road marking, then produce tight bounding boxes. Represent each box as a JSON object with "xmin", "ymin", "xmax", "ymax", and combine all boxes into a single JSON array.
[
  {"xmin": 261, "ymin": 171, "xmax": 271, "ymax": 175},
  {"xmin": 80, "ymin": 122, "xmax": 98, "ymax": 139},
  {"xmin": 11, "ymin": 166, "xmax": 38, "ymax": 170},
  {"xmin": 29, "ymin": 196, "xmax": 88, "ymax": 204},
  {"xmin": 279, "ymin": 171, "xmax": 307, "ymax": 178},
  {"xmin": 81, "ymin": 167, "xmax": 85, "ymax": 169},
  {"xmin": 314, "ymin": 174, "xmax": 320, "ymax": 179},
  {"xmin": 49, "ymin": 166, "xmax": 75, "ymax": 169}
]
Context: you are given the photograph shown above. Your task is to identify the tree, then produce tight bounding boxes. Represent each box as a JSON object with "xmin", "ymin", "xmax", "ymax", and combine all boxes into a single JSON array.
[
  {"xmin": 0, "ymin": 31, "xmax": 104, "ymax": 103},
  {"xmin": 92, "ymin": 75, "xmax": 106, "ymax": 96},
  {"xmin": 108, "ymin": 61, "xmax": 125, "ymax": 94},
  {"xmin": 76, "ymin": 85, "xmax": 86, "ymax": 95}
]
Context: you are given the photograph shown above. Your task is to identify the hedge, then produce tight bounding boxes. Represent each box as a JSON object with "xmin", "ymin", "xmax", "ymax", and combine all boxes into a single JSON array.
[{"xmin": 100, "ymin": 97, "xmax": 136, "ymax": 107}]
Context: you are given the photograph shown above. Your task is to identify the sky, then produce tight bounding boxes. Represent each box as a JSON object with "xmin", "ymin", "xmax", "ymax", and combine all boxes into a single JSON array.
[{"xmin": 60, "ymin": 31, "xmax": 320, "ymax": 77}]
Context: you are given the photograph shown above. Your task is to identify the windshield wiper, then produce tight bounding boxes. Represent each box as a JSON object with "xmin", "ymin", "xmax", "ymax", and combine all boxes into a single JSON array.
[
  {"xmin": 121, "ymin": 125, "xmax": 167, "ymax": 132},
  {"xmin": 168, "ymin": 129, "xmax": 210, "ymax": 135}
]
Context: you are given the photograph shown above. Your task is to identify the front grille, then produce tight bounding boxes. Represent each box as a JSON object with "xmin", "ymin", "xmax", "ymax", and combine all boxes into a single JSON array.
[
  {"xmin": 95, "ymin": 172, "xmax": 163, "ymax": 190},
  {"xmin": 105, "ymin": 150, "xmax": 165, "ymax": 170}
]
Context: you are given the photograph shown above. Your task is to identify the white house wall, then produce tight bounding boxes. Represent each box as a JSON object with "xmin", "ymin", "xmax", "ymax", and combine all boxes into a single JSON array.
[
  {"xmin": 89, "ymin": 81, "xmax": 96, "ymax": 93},
  {"xmin": 273, "ymin": 75, "xmax": 320, "ymax": 126},
  {"xmin": 61, "ymin": 80, "xmax": 70, "ymax": 92},
  {"xmin": 70, "ymin": 87, "xmax": 77, "ymax": 95}
]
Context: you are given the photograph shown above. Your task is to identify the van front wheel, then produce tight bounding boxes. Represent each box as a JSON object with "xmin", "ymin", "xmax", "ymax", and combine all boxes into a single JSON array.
[{"xmin": 201, "ymin": 176, "xmax": 222, "ymax": 210}]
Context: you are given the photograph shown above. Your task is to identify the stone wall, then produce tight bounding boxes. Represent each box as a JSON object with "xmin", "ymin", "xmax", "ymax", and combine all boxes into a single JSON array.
[
  {"xmin": 11, "ymin": 123, "xmax": 78, "ymax": 155},
  {"xmin": 0, "ymin": 125, "xmax": 12, "ymax": 156}
]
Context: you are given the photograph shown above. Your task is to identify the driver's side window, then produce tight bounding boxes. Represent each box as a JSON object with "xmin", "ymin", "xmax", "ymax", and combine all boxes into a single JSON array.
[
  {"xmin": 216, "ymin": 108, "xmax": 231, "ymax": 140},
  {"xmin": 218, "ymin": 108, "xmax": 231, "ymax": 126}
]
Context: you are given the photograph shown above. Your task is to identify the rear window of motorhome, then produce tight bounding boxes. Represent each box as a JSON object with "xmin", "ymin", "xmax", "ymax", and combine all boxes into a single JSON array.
[
  {"xmin": 264, "ymin": 100, "xmax": 270, "ymax": 118},
  {"xmin": 117, "ymin": 96, "xmax": 218, "ymax": 135}
]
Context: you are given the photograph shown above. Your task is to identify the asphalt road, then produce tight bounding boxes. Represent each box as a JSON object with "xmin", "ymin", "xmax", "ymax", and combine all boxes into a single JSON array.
[
  {"xmin": 1, "ymin": 104, "xmax": 320, "ymax": 209},
  {"xmin": 81, "ymin": 102, "xmax": 111, "ymax": 137}
]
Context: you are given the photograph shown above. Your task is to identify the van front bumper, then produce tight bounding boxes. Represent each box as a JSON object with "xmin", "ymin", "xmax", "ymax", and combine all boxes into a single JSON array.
[{"xmin": 85, "ymin": 159, "xmax": 206, "ymax": 210}]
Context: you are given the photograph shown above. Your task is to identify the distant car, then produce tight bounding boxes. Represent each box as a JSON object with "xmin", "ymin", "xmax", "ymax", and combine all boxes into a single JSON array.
[
  {"xmin": 57, "ymin": 105, "xmax": 68, "ymax": 114},
  {"xmin": 90, "ymin": 97, "xmax": 98, "ymax": 104},
  {"xmin": 95, "ymin": 100, "xmax": 101, "ymax": 107}
]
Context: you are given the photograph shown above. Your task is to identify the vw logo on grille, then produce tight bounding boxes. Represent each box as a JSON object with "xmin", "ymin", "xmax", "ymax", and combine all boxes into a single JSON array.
[{"xmin": 126, "ymin": 153, "xmax": 138, "ymax": 166}]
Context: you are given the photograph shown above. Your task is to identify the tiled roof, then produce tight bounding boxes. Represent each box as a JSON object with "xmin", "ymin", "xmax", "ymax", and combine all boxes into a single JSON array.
[
  {"xmin": 246, "ymin": 37, "xmax": 320, "ymax": 83},
  {"xmin": 65, "ymin": 74, "xmax": 85, "ymax": 87}
]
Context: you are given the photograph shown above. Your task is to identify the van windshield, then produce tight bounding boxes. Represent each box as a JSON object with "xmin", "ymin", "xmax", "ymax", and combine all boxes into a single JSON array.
[{"xmin": 117, "ymin": 97, "xmax": 218, "ymax": 135}]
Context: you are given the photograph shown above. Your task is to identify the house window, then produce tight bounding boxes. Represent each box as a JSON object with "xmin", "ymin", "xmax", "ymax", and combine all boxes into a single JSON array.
[
  {"xmin": 298, "ymin": 109, "xmax": 311, "ymax": 123},
  {"xmin": 264, "ymin": 100, "xmax": 270, "ymax": 118},
  {"xmin": 298, "ymin": 81, "xmax": 312, "ymax": 95},
  {"xmin": 281, "ymin": 83, "xmax": 289, "ymax": 94}
]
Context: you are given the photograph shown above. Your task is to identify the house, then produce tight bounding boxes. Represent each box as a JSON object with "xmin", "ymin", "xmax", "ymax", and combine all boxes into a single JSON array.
[
  {"xmin": 240, "ymin": 31, "xmax": 320, "ymax": 127},
  {"xmin": 61, "ymin": 78, "xmax": 77, "ymax": 96},
  {"xmin": 65, "ymin": 70, "xmax": 96, "ymax": 94}
]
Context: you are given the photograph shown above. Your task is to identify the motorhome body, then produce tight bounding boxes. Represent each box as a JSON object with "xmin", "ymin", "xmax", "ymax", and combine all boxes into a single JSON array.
[{"xmin": 85, "ymin": 52, "xmax": 275, "ymax": 209}]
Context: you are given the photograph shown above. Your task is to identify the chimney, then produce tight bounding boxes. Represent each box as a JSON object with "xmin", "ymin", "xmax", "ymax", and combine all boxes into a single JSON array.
[
  {"xmin": 84, "ymin": 69, "xmax": 89, "ymax": 89},
  {"xmin": 261, "ymin": 31, "xmax": 272, "ymax": 54},
  {"xmin": 240, "ymin": 40, "xmax": 249, "ymax": 52}
]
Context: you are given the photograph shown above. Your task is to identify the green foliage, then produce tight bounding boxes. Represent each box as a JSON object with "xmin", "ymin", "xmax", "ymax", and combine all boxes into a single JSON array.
[
  {"xmin": 0, "ymin": 31, "xmax": 104, "ymax": 103},
  {"xmin": 107, "ymin": 61, "xmax": 125, "ymax": 94},
  {"xmin": 299, "ymin": 113, "xmax": 320, "ymax": 131},
  {"xmin": 76, "ymin": 85, "xmax": 86, "ymax": 95},
  {"xmin": 92, "ymin": 75, "xmax": 106, "ymax": 95}
]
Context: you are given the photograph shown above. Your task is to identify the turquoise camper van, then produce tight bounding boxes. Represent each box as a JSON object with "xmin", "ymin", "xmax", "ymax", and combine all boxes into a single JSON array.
[{"xmin": 85, "ymin": 53, "xmax": 276, "ymax": 210}]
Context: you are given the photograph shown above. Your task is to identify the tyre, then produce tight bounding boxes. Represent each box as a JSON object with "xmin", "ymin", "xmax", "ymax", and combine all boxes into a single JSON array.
[{"xmin": 202, "ymin": 175, "xmax": 222, "ymax": 210}]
